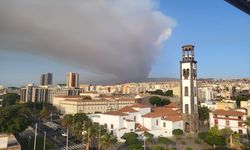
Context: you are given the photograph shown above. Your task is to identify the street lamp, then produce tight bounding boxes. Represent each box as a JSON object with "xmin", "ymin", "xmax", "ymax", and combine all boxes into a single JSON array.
[{"xmin": 140, "ymin": 134, "xmax": 147, "ymax": 150}]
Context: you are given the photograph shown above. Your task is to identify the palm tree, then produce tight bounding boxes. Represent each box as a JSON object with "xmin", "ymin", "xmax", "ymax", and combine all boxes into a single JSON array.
[
  {"xmin": 243, "ymin": 116, "xmax": 250, "ymax": 141},
  {"xmin": 100, "ymin": 133, "xmax": 117, "ymax": 150},
  {"xmin": 61, "ymin": 114, "xmax": 73, "ymax": 128}
]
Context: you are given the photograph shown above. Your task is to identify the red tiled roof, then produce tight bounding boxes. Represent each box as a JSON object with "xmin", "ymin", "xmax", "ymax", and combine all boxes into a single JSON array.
[
  {"xmin": 162, "ymin": 115, "xmax": 182, "ymax": 122},
  {"xmin": 143, "ymin": 106, "xmax": 181, "ymax": 122},
  {"xmin": 135, "ymin": 123, "xmax": 149, "ymax": 132},
  {"xmin": 213, "ymin": 109, "xmax": 246, "ymax": 116},
  {"xmin": 120, "ymin": 106, "xmax": 139, "ymax": 113},
  {"xmin": 131, "ymin": 104, "xmax": 149, "ymax": 108},
  {"xmin": 104, "ymin": 110, "xmax": 128, "ymax": 116}
]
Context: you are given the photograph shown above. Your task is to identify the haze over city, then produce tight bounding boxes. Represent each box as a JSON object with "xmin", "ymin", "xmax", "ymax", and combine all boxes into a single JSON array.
[{"xmin": 0, "ymin": 0, "xmax": 249, "ymax": 86}]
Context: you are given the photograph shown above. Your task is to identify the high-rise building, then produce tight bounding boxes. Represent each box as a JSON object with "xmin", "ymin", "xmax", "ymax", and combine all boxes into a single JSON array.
[
  {"xmin": 67, "ymin": 72, "xmax": 79, "ymax": 88},
  {"xmin": 40, "ymin": 73, "xmax": 53, "ymax": 86},
  {"xmin": 20, "ymin": 84, "xmax": 34, "ymax": 103},
  {"xmin": 0, "ymin": 86, "xmax": 3, "ymax": 107},
  {"xmin": 180, "ymin": 45, "xmax": 199, "ymax": 133}
]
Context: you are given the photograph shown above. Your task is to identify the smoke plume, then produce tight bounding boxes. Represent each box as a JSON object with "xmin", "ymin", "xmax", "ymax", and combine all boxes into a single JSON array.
[{"xmin": 0, "ymin": 0, "xmax": 175, "ymax": 82}]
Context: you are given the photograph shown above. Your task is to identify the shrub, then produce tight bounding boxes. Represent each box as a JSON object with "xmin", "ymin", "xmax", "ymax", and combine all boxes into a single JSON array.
[
  {"xmin": 172, "ymin": 129, "xmax": 184, "ymax": 136},
  {"xmin": 121, "ymin": 132, "xmax": 139, "ymax": 145},
  {"xmin": 152, "ymin": 146, "xmax": 165, "ymax": 150},
  {"xmin": 158, "ymin": 136, "xmax": 174, "ymax": 144},
  {"xmin": 128, "ymin": 144, "xmax": 143, "ymax": 150},
  {"xmin": 185, "ymin": 147, "xmax": 193, "ymax": 150},
  {"xmin": 198, "ymin": 132, "xmax": 210, "ymax": 140},
  {"xmin": 181, "ymin": 140, "xmax": 186, "ymax": 145}
]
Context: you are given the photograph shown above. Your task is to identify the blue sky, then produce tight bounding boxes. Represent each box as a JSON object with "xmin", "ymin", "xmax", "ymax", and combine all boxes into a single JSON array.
[
  {"xmin": 150, "ymin": 0, "xmax": 250, "ymax": 78},
  {"xmin": 0, "ymin": 0, "xmax": 250, "ymax": 86}
]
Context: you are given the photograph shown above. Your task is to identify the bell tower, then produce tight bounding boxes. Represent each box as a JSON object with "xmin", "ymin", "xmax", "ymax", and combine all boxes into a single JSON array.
[{"xmin": 180, "ymin": 45, "xmax": 199, "ymax": 133}]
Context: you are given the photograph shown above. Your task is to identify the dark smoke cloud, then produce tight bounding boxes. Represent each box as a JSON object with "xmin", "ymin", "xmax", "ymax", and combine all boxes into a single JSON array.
[{"xmin": 0, "ymin": 0, "xmax": 175, "ymax": 82}]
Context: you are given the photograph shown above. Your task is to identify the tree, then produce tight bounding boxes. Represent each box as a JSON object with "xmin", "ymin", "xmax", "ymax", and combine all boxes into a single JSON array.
[
  {"xmin": 100, "ymin": 133, "xmax": 117, "ymax": 150},
  {"xmin": 198, "ymin": 106, "xmax": 209, "ymax": 126},
  {"xmin": 128, "ymin": 144, "xmax": 143, "ymax": 150},
  {"xmin": 122, "ymin": 132, "xmax": 139, "ymax": 145},
  {"xmin": 39, "ymin": 106, "xmax": 49, "ymax": 120},
  {"xmin": 243, "ymin": 116, "xmax": 250, "ymax": 140},
  {"xmin": 149, "ymin": 96, "xmax": 170, "ymax": 106},
  {"xmin": 172, "ymin": 129, "xmax": 184, "ymax": 136},
  {"xmin": 143, "ymin": 131, "xmax": 153, "ymax": 143},
  {"xmin": 0, "ymin": 104, "xmax": 31, "ymax": 134},
  {"xmin": 218, "ymin": 128, "xmax": 233, "ymax": 145},
  {"xmin": 61, "ymin": 114, "xmax": 73, "ymax": 128},
  {"xmin": 2, "ymin": 93, "xmax": 20, "ymax": 107},
  {"xmin": 165, "ymin": 90, "xmax": 174, "ymax": 97},
  {"xmin": 158, "ymin": 136, "xmax": 174, "ymax": 144}
]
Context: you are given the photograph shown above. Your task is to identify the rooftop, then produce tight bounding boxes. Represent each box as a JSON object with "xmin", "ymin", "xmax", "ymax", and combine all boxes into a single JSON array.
[{"xmin": 213, "ymin": 109, "xmax": 246, "ymax": 116}]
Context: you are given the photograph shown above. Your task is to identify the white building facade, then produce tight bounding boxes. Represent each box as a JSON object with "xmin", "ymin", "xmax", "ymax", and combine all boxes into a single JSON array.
[
  {"xmin": 209, "ymin": 109, "xmax": 248, "ymax": 134},
  {"xmin": 90, "ymin": 103, "xmax": 183, "ymax": 141}
]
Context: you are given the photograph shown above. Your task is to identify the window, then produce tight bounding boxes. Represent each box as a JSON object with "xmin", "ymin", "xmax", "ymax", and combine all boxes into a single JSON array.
[
  {"xmin": 163, "ymin": 122, "xmax": 166, "ymax": 127},
  {"xmin": 239, "ymin": 129, "xmax": 243, "ymax": 134},
  {"xmin": 156, "ymin": 120, "xmax": 158, "ymax": 126},
  {"xmin": 238, "ymin": 122, "xmax": 242, "ymax": 127},
  {"xmin": 238, "ymin": 116, "xmax": 242, "ymax": 120},
  {"xmin": 185, "ymin": 104, "xmax": 189, "ymax": 114},
  {"xmin": 183, "ymin": 69, "xmax": 189, "ymax": 79},
  {"xmin": 185, "ymin": 87, "xmax": 189, "ymax": 96},
  {"xmin": 226, "ymin": 120, "xmax": 230, "ymax": 126},
  {"xmin": 194, "ymin": 87, "xmax": 197, "ymax": 96}
]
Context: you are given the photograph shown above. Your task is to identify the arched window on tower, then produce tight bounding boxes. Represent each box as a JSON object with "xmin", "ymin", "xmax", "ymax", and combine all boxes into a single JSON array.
[{"xmin": 183, "ymin": 69, "xmax": 189, "ymax": 79}]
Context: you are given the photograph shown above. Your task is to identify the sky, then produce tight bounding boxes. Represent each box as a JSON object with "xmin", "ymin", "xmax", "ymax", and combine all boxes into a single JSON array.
[{"xmin": 0, "ymin": 0, "xmax": 249, "ymax": 87}]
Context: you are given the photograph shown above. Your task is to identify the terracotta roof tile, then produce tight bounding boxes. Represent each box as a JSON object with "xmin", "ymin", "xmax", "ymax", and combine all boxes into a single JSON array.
[
  {"xmin": 130, "ymin": 104, "xmax": 149, "ymax": 108},
  {"xmin": 104, "ymin": 110, "xmax": 128, "ymax": 116},
  {"xmin": 213, "ymin": 109, "xmax": 246, "ymax": 116},
  {"xmin": 120, "ymin": 106, "xmax": 139, "ymax": 113},
  {"xmin": 135, "ymin": 123, "xmax": 149, "ymax": 132}
]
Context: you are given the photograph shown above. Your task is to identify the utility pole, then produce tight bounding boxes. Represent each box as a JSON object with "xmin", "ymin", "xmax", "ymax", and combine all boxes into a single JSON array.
[
  {"xmin": 28, "ymin": 136, "xmax": 31, "ymax": 150},
  {"xmin": 98, "ymin": 126, "xmax": 101, "ymax": 150},
  {"xmin": 43, "ymin": 131, "xmax": 46, "ymax": 150},
  {"xmin": 33, "ymin": 123, "xmax": 37, "ymax": 150},
  {"xmin": 66, "ymin": 127, "xmax": 69, "ymax": 150},
  {"xmin": 87, "ymin": 128, "xmax": 90, "ymax": 150}
]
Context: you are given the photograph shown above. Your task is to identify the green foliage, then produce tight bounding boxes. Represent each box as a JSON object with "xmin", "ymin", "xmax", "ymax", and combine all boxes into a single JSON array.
[
  {"xmin": 235, "ymin": 95, "xmax": 250, "ymax": 107},
  {"xmin": 2, "ymin": 93, "xmax": 20, "ymax": 106},
  {"xmin": 185, "ymin": 147, "xmax": 193, "ymax": 150},
  {"xmin": 148, "ymin": 89, "xmax": 164, "ymax": 95},
  {"xmin": 61, "ymin": 114, "xmax": 73, "ymax": 129},
  {"xmin": 209, "ymin": 125, "xmax": 219, "ymax": 136},
  {"xmin": 204, "ymin": 134, "xmax": 226, "ymax": 146},
  {"xmin": 144, "ymin": 131, "xmax": 153, "ymax": 143},
  {"xmin": 128, "ymin": 144, "xmax": 143, "ymax": 150},
  {"xmin": 172, "ymin": 129, "xmax": 184, "ymax": 136},
  {"xmin": 158, "ymin": 136, "xmax": 174, "ymax": 144},
  {"xmin": 198, "ymin": 132, "xmax": 209, "ymax": 140},
  {"xmin": 181, "ymin": 140, "xmax": 186, "ymax": 145},
  {"xmin": 152, "ymin": 145, "xmax": 165, "ymax": 150},
  {"xmin": 17, "ymin": 135, "xmax": 55, "ymax": 150},
  {"xmin": 122, "ymin": 132, "xmax": 139, "ymax": 145},
  {"xmin": 149, "ymin": 96, "xmax": 170, "ymax": 106},
  {"xmin": 100, "ymin": 133, "xmax": 117, "ymax": 150},
  {"xmin": 198, "ymin": 106, "xmax": 209, "ymax": 122},
  {"xmin": 165, "ymin": 90, "xmax": 174, "ymax": 97},
  {"xmin": 0, "ymin": 104, "xmax": 31, "ymax": 134},
  {"xmin": 147, "ymin": 90, "xmax": 174, "ymax": 97}
]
